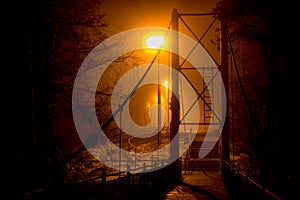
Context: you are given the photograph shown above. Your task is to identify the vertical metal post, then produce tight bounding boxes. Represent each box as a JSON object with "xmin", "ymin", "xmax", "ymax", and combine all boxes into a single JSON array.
[
  {"xmin": 170, "ymin": 8, "xmax": 180, "ymax": 178},
  {"xmin": 220, "ymin": 14, "xmax": 230, "ymax": 169},
  {"xmin": 158, "ymin": 56, "xmax": 161, "ymax": 153},
  {"xmin": 119, "ymin": 105, "xmax": 122, "ymax": 177}
]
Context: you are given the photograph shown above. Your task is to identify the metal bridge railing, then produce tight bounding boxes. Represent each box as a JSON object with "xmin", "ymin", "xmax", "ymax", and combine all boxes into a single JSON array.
[{"xmin": 222, "ymin": 159, "xmax": 282, "ymax": 200}]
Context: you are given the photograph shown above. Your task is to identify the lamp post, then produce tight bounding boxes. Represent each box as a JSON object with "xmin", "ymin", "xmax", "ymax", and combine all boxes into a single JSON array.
[
  {"xmin": 146, "ymin": 35, "xmax": 165, "ymax": 153},
  {"xmin": 157, "ymin": 55, "xmax": 161, "ymax": 148},
  {"xmin": 164, "ymin": 81, "xmax": 169, "ymax": 130},
  {"xmin": 119, "ymin": 104, "xmax": 122, "ymax": 177},
  {"xmin": 145, "ymin": 103, "xmax": 151, "ymax": 126}
]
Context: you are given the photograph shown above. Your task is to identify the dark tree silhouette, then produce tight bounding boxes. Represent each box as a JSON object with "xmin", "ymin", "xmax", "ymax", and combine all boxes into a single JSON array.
[
  {"xmin": 19, "ymin": 0, "xmax": 108, "ymax": 197},
  {"xmin": 214, "ymin": 0, "xmax": 298, "ymax": 199},
  {"xmin": 213, "ymin": 0, "xmax": 272, "ymax": 173}
]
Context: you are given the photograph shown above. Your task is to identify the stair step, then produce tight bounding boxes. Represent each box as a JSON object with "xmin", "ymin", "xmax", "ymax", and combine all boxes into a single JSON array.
[
  {"xmin": 188, "ymin": 158, "xmax": 220, "ymax": 171},
  {"xmin": 185, "ymin": 132, "xmax": 221, "ymax": 171},
  {"xmin": 190, "ymin": 151, "xmax": 219, "ymax": 158}
]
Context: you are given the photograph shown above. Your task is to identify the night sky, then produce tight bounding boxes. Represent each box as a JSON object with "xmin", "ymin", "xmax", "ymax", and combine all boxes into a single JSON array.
[{"xmin": 99, "ymin": 0, "xmax": 217, "ymax": 35}]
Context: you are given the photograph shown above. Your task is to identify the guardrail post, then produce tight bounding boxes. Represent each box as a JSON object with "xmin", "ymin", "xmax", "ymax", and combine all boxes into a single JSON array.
[
  {"xmin": 102, "ymin": 168, "xmax": 106, "ymax": 184},
  {"xmin": 143, "ymin": 163, "xmax": 146, "ymax": 172},
  {"xmin": 126, "ymin": 164, "xmax": 131, "ymax": 185},
  {"xmin": 140, "ymin": 163, "xmax": 147, "ymax": 188},
  {"xmin": 125, "ymin": 164, "xmax": 131, "ymax": 197},
  {"xmin": 101, "ymin": 168, "xmax": 106, "ymax": 198}
]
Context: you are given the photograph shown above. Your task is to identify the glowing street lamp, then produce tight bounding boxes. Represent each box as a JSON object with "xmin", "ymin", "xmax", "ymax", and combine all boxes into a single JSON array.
[
  {"xmin": 145, "ymin": 103, "xmax": 151, "ymax": 125},
  {"xmin": 163, "ymin": 81, "xmax": 169, "ymax": 89},
  {"xmin": 146, "ymin": 35, "xmax": 165, "ymax": 49}
]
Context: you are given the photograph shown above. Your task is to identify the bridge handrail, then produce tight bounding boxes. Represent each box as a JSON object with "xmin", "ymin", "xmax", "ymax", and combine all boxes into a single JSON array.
[{"xmin": 221, "ymin": 159, "xmax": 282, "ymax": 200}]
